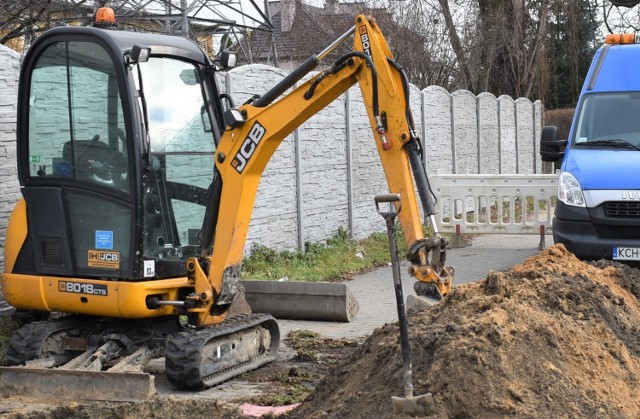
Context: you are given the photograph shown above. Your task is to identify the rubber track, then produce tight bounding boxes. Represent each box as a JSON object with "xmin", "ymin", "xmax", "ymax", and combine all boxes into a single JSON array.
[
  {"xmin": 6, "ymin": 317, "xmax": 88, "ymax": 366},
  {"xmin": 164, "ymin": 313, "xmax": 280, "ymax": 390}
]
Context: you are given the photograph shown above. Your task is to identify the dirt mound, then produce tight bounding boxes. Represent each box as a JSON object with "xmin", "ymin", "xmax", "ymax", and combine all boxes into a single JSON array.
[
  {"xmin": 289, "ymin": 244, "xmax": 640, "ymax": 418},
  {"xmin": 3, "ymin": 398, "xmax": 241, "ymax": 419}
]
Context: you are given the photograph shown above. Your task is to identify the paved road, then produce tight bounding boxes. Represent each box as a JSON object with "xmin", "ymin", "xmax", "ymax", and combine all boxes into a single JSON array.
[{"xmin": 277, "ymin": 234, "xmax": 552, "ymax": 340}]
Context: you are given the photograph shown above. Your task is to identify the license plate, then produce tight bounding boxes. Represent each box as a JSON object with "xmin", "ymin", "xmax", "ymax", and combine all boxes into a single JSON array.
[{"xmin": 613, "ymin": 247, "xmax": 640, "ymax": 260}]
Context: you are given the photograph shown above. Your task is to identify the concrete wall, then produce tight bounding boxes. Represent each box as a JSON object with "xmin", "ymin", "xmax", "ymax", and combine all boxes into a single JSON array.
[
  {"xmin": 0, "ymin": 53, "xmax": 543, "ymax": 259},
  {"xmin": 0, "ymin": 45, "xmax": 21, "ymax": 259},
  {"xmin": 221, "ymin": 66, "xmax": 543, "ymax": 251}
]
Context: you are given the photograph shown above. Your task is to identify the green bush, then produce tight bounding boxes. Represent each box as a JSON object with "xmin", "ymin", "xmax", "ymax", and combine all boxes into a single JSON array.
[{"xmin": 544, "ymin": 108, "xmax": 575, "ymax": 140}]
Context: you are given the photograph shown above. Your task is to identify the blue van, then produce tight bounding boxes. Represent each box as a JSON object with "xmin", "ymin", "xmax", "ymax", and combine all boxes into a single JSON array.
[{"xmin": 541, "ymin": 34, "xmax": 640, "ymax": 261}]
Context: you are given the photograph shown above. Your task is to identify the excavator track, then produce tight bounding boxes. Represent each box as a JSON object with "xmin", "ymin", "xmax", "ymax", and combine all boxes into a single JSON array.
[
  {"xmin": 165, "ymin": 313, "xmax": 280, "ymax": 389},
  {"xmin": 1, "ymin": 313, "xmax": 280, "ymax": 399},
  {"xmin": 6, "ymin": 316, "xmax": 94, "ymax": 366},
  {"xmin": 0, "ymin": 315, "xmax": 179, "ymax": 401}
]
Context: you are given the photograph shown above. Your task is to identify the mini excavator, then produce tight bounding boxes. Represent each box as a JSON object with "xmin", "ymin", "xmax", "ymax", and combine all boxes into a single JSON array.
[{"xmin": 0, "ymin": 7, "xmax": 452, "ymax": 398}]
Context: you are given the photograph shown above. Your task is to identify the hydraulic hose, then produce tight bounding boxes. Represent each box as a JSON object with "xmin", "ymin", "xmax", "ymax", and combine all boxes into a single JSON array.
[
  {"xmin": 304, "ymin": 51, "xmax": 379, "ymax": 118},
  {"xmin": 387, "ymin": 58, "xmax": 438, "ymax": 219}
]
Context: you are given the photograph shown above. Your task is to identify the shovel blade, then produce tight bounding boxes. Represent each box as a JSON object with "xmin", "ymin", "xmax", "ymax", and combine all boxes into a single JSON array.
[{"xmin": 391, "ymin": 393, "xmax": 435, "ymax": 416}]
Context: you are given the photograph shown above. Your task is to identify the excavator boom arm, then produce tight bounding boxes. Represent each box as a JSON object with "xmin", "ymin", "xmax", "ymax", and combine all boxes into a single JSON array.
[{"xmin": 191, "ymin": 15, "xmax": 452, "ymax": 326}]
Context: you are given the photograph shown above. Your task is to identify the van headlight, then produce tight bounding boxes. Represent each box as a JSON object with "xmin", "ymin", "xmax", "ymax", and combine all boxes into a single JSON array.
[{"xmin": 558, "ymin": 172, "xmax": 585, "ymax": 207}]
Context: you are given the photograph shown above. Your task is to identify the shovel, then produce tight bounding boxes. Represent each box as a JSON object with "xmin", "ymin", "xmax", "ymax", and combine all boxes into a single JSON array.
[{"xmin": 375, "ymin": 193, "xmax": 435, "ymax": 416}]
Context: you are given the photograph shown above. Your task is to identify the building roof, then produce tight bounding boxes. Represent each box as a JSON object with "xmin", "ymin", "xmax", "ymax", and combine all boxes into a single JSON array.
[{"xmin": 235, "ymin": 0, "xmax": 379, "ymax": 66}]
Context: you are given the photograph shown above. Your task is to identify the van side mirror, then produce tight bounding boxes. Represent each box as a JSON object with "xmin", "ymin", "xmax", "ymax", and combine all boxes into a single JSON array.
[{"xmin": 540, "ymin": 125, "xmax": 567, "ymax": 162}]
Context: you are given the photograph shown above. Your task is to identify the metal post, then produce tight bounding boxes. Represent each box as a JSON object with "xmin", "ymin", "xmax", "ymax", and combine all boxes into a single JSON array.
[
  {"xmin": 497, "ymin": 99, "xmax": 502, "ymax": 174},
  {"xmin": 450, "ymin": 94, "xmax": 456, "ymax": 174},
  {"xmin": 264, "ymin": 0, "xmax": 279, "ymax": 67},
  {"xmin": 346, "ymin": 89, "xmax": 354, "ymax": 239},
  {"xmin": 476, "ymin": 96, "xmax": 481, "ymax": 174},
  {"xmin": 295, "ymin": 127, "xmax": 303, "ymax": 251},
  {"xmin": 515, "ymin": 101, "xmax": 520, "ymax": 174},
  {"xmin": 181, "ymin": 0, "xmax": 189, "ymax": 37},
  {"xmin": 421, "ymin": 92, "xmax": 427, "ymax": 169}
]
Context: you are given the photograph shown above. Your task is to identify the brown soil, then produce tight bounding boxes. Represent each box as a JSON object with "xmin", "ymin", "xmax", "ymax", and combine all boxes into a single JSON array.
[
  {"xmin": 0, "ymin": 332, "xmax": 359, "ymax": 418},
  {"xmin": 289, "ymin": 244, "xmax": 640, "ymax": 418},
  {"xmin": 5, "ymin": 243, "xmax": 640, "ymax": 418},
  {"xmin": 2, "ymin": 399, "xmax": 243, "ymax": 419}
]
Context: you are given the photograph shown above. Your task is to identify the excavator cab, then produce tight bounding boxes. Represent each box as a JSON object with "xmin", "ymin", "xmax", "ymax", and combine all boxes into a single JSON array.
[
  {"xmin": 2, "ymin": 25, "xmax": 281, "ymax": 392},
  {"xmin": 12, "ymin": 27, "xmax": 223, "ymax": 283}
]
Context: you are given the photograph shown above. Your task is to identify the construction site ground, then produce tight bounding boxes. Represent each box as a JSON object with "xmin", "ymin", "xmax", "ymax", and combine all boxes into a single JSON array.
[{"xmin": 16, "ymin": 233, "xmax": 640, "ymax": 418}]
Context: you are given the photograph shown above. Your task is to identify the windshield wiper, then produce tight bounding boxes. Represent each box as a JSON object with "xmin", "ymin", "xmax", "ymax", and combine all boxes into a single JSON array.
[{"xmin": 577, "ymin": 139, "xmax": 640, "ymax": 151}]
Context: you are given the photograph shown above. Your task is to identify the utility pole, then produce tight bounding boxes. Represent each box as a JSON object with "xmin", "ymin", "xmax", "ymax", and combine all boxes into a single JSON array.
[
  {"xmin": 181, "ymin": 0, "xmax": 189, "ymax": 37},
  {"xmin": 264, "ymin": 0, "xmax": 278, "ymax": 66}
]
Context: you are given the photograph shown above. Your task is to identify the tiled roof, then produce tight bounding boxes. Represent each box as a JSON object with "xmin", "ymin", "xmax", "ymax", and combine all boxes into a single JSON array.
[{"xmin": 236, "ymin": 1, "xmax": 391, "ymax": 66}]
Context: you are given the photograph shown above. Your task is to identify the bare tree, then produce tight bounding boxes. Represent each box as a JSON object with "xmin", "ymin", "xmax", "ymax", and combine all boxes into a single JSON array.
[
  {"xmin": 602, "ymin": 0, "xmax": 640, "ymax": 32},
  {"xmin": 433, "ymin": 0, "xmax": 549, "ymax": 97},
  {"xmin": 437, "ymin": 0, "xmax": 475, "ymax": 90},
  {"xmin": 383, "ymin": 0, "xmax": 460, "ymax": 89},
  {"xmin": 384, "ymin": 0, "xmax": 603, "ymax": 107},
  {"xmin": 0, "ymin": 1, "xmax": 82, "ymax": 47},
  {"xmin": 0, "ymin": 0, "xmax": 272, "ymax": 61},
  {"xmin": 2, "ymin": 0, "xmax": 609, "ymax": 104}
]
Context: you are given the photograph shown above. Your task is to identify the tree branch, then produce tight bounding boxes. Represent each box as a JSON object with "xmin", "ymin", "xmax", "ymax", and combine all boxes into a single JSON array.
[{"xmin": 437, "ymin": 0, "xmax": 475, "ymax": 91}]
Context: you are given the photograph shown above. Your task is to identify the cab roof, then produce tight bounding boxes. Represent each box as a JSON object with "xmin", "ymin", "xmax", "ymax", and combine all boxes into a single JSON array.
[{"xmin": 35, "ymin": 25, "xmax": 210, "ymax": 65}]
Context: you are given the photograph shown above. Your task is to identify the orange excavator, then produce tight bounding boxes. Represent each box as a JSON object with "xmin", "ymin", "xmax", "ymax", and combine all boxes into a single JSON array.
[{"xmin": 0, "ymin": 8, "xmax": 452, "ymax": 399}]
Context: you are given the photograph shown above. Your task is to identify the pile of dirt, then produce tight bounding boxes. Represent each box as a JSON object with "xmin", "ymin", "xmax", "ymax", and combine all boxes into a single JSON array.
[
  {"xmin": 2, "ymin": 398, "xmax": 241, "ymax": 419},
  {"xmin": 289, "ymin": 244, "xmax": 640, "ymax": 418}
]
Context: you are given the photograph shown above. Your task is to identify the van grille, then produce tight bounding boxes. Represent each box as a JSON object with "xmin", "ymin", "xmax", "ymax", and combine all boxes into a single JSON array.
[
  {"xmin": 593, "ymin": 224, "xmax": 640, "ymax": 240},
  {"xmin": 604, "ymin": 202, "xmax": 640, "ymax": 218}
]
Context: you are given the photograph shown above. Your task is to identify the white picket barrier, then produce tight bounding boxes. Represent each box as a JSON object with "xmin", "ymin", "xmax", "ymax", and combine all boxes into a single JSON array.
[{"xmin": 430, "ymin": 174, "xmax": 558, "ymax": 249}]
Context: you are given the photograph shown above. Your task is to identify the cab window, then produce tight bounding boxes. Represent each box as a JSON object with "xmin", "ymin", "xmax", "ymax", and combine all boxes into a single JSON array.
[
  {"xmin": 136, "ymin": 57, "xmax": 216, "ymax": 267},
  {"xmin": 28, "ymin": 41, "xmax": 129, "ymax": 192}
]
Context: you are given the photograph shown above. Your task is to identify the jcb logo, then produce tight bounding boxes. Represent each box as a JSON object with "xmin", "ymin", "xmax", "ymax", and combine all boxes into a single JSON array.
[
  {"xmin": 88, "ymin": 250, "xmax": 120, "ymax": 269},
  {"xmin": 231, "ymin": 122, "xmax": 266, "ymax": 173},
  {"xmin": 102, "ymin": 253, "xmax": 118, "ymax": 261},
  {"xmin": 359, "ymin": 27, "xmax": 371, "ymax": 56}
]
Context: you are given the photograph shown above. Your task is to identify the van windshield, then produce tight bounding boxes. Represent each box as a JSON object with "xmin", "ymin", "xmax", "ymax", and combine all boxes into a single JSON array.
[{"xmin": 573, "ymin": 92, "xmax": 640, "ymax": 149}]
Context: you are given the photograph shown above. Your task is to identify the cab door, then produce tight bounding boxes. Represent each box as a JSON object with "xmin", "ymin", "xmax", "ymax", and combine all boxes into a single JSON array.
[{"xmin": 16, "ymin": 38, "xmax": 136, "ymax": 280}]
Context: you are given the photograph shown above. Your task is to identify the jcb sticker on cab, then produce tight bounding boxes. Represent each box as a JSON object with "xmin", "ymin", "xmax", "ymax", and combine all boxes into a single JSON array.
[{"xmin": 88, "ymin": 250, "xmax": 120, "ymax": 269}]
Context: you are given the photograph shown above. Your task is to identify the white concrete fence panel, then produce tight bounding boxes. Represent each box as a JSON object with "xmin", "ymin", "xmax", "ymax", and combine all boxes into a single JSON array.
[
  {"xmin": 0, "ymin": 48, "xmax": 545, "ymax": 262},
  {"xmin": 0, "ymin": 45, "xmax": 21, "ymax": 259}
]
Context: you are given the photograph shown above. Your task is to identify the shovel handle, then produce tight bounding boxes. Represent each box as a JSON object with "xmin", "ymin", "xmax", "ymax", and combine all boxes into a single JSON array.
[
  {"xmin": 375, "ymin": 193, "xmax": 401, "ymax": 219},
  {"xmin": 374, "ymin": 193, "xmax": 401, "ymax": 203},
  {"xmin": 376, "ymin": 193, "xmax": 415, "ymax": 400}
]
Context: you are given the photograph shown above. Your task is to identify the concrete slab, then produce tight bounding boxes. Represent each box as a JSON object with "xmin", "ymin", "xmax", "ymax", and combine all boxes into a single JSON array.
[{"xmin": 241, "ymin": 280, "xmax": 359, "ymax": 322}]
